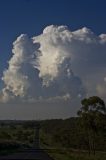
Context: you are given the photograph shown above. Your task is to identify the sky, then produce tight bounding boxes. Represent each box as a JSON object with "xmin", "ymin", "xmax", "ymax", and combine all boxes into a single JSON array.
[{"xmin": 0, "ymin": 0, "xmax": 106, "ymax": 120}]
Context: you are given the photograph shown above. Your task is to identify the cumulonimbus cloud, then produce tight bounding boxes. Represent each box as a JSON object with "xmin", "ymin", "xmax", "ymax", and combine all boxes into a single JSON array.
[{"xmin": 0, "ymin": 25, "xmax": 106, "ymax": 103}]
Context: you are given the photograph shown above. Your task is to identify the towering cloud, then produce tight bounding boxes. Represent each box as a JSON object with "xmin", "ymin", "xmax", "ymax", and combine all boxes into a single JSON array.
[
  {"xmin": 0, "ymin": 25, "xmax": 106, "ymax": 103},
  {"xmin": 1, "ymin": 34, "xmax": 43, "ymax": 102}
]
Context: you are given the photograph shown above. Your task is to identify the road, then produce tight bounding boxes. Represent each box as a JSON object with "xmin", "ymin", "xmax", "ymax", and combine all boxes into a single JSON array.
[{"xmin": 0, "ymin": 148, "xmax": 54, "ymax": 160}]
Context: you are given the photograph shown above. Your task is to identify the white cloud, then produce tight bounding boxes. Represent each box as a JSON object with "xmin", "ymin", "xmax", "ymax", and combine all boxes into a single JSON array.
[
  {"xmin": 1, "ymin": 25, "xmax": 106, "ymax": 103},
  {"xmin": 96, "ymin": 84, "xmax": 106, "ymax": 99},
  {"xmin": 1, "ymin": 34, "xmax": 41, "ymax": 101},
  {"xmin": 104, "ymin": 77, "xmax": 106, "ymax": 82}
]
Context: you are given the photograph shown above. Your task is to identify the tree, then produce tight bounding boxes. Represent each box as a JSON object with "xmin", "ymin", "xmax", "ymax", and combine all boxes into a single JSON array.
[{"xmin": 77, "ymin": 96, "xmax": 106, "ymax": 155}]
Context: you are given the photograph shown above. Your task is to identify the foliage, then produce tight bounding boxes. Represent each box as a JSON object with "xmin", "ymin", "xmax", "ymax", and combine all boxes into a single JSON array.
[
  {"xmin": 77, "ymin": 96, "xmax": 106, "ymax": 154},
  {"xmin": 0, "ymin": 97, "xmax": 106, "ymax": 157}
]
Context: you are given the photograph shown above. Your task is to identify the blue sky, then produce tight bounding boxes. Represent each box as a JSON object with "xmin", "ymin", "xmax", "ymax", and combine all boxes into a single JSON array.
[
  {"xmin": 0, "ymin": 0, "xmax": 106, "ymax": 119},
  {"xmin": 1, "ymin": 0, "xmax": 106, "ymax": 66}
]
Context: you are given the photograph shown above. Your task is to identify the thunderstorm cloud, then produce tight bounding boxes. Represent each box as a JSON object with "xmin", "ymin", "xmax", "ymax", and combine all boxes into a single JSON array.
[{"xmin": 0, "ymin": 25, "xmax": 106, "ymax": 103}]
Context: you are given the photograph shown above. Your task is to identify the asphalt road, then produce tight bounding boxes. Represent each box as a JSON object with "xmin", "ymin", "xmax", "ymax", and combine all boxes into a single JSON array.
[{"xmin": 0, "ymin": 149, "xmax": 54, "ymax": 160}]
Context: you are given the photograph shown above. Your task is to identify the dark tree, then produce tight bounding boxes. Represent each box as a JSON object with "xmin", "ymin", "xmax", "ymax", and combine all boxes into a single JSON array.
[{"xmin": 77, "ymin": 96, "xmax": 106, "ymax": 155}]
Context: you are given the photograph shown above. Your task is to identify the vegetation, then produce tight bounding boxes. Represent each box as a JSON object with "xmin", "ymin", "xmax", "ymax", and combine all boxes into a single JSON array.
[
  {"xmin": 0, "ymin": 96, "xmax": 106, "ymax": 159},
  {"xmin": 47, "ymin": 149, "xmax": 106, "ymax": 160},
  {"xmin": 77, "ymin": 96, "xmax": 106, "ymax": 155}
]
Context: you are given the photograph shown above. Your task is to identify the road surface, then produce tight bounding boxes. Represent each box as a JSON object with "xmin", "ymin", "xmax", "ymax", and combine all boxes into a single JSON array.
[{"xmin": 0, "ymin": 149, "xmax": 54, "ymax": 160}]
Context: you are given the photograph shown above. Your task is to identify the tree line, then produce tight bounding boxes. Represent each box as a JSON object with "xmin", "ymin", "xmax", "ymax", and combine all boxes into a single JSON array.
[
  {"xmin": 0, "ymin": 96, "xmax": 106, "ymax": 155},
  {"xmin": 40, "ymin": 96, "xmax": 106, "ymax": 155}
]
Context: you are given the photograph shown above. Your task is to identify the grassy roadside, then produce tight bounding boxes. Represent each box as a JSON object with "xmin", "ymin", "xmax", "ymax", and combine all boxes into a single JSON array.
[
  {"xmin": 0, "ymin": 140, "xmax": 30, "ymax": 156},
  {"xmin": 46, "ymin": 148, "xmax": 106, "ymax": 160}
]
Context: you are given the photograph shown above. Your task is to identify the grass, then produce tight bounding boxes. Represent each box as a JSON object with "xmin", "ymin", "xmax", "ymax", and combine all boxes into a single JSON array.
[
  {"xmin": 0, "ymin": 140, "xmax": 29, "ymax": 156},
  {"xmin": 47, "ymin": 148, "xmax": 106, "ymax": 160}
]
